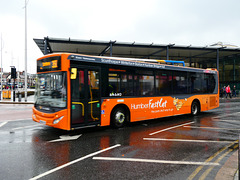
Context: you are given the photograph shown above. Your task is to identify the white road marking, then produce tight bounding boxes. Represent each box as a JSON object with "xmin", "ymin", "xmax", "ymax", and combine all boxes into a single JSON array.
[
  {"xmin": 1, "ymin": 118, "xmax": 32, "ymax": 122},
  {"xmin": 0, "ymin": 121, "xmax": 8, "ymax": 128},
  {"xmin": 143, "ymin": 138, "xmax": 233, "ymax": 143},
  {"xmin": 212, "ymin": 112, "xmax": 240, "ymax": 119},
  {"xmin": 184, "ymin": 126, "xmax": 240, "ymax": 131},
  {"xmin": 212, "ymin": 119, "xmax": 240, "ymax": 122},
  {"xmin": 49, "ymin": 135, "xmax": 82, "ymax": 142},
  {"xmin": 149, "ymin": 121, "xmax": 194, "ymax": 136},
  {"xmin": 12, "ymin": 124, "xmax": 42, "ymax": 131},
  {"xmin": 93, "ymin": 157, "xmax": 219, "ymax": 166},
  {"xmin": 29, "ymin": 144, "xmax": 121, "ymax": 180}
]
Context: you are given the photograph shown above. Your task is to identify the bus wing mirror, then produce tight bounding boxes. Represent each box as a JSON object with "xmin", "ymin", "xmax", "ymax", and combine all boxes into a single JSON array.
[{"xmin": 70, "ymin": 68, "xmax": 77, "ymax": 79}]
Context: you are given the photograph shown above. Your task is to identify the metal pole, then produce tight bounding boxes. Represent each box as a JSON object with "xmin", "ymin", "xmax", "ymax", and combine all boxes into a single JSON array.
[
  {"xmin": 0, "ymin": 33, "xmax": 2, "ymax": 100},
  {"xmin": 110, "ymin": 42, "xmax": 112, "ymax": 57},
  {"xmin": 166, "ymin": 46, "xmax": 169, "ymax": 60},
  {"xmin": 233, "ymin": 58, "xmax": 236, "ymax": 81},
  {"xmin": 223, "ymin": 59, "xmax": 225, "ymax": 81},
  {"xmin": 24, "ymin": 0, "xmax": 27, "ymax": 102},
  {"xmin": 13, "ymin": 77, "xmax": 15, "ymax": 102},
  {"xmin": 44, "ymin": 37, "xmax": 48, "ymax": 55},
  {"xmin": 217, "ymin": 48, "xmax": 219, "ymax": 71},
  {"xmin": 17, "ymin": 57, "xmax": 19, "ymax": 92}
]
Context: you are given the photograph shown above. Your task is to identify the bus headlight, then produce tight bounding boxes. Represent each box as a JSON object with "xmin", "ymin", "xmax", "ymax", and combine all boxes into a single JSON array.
[{"xmin": 53, "ymin": 116, "xmax": 64, "ymax": 124}]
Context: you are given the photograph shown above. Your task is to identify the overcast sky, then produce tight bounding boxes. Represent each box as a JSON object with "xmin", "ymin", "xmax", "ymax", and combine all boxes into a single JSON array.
[{"xmin": 1, "ymin": 0, "xmax": 240, "ymax": 73}]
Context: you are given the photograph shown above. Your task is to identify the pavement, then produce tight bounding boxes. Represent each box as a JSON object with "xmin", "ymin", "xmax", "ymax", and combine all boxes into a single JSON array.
[
  {"xmin": 215, "ymin": 151, "xmax": 238, "ymax": 180},
  {"xmin": 0, "ymin": 94, "xmax": 239, "ymax": 179},
  {"xmin": 217, "ymin": 96, "xmax": 240, "ymax": 180},
  {"xmin": 0, "ymin": 91, "xmax": 34, "ymax": 104}
]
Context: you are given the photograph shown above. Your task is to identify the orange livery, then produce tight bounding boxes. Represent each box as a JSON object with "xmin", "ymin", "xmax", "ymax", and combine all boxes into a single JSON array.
[{"xmin": 32, "ymin": 53, "xmax": 219, "ymax": 130}]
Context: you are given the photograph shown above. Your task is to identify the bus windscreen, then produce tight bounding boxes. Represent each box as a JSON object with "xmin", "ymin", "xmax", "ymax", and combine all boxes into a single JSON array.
[{"xmin": 35, "ymin": 72, "xmax": 67, "ymax": 111}]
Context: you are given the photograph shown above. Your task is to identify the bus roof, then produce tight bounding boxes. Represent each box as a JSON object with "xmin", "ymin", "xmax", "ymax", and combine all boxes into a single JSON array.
[
  {"xmin": 66, "ymin": 53, "xmax": 217, "ymax": 74},
  {"xmin": 38, "ymin": 53, "xmax": 217, "ymax": 74}
]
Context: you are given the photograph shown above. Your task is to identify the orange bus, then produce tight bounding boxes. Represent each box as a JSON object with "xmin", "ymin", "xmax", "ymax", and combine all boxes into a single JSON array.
[{"xmin": 32, "ymin": 53, "xmax": 219, "ymax": 130}]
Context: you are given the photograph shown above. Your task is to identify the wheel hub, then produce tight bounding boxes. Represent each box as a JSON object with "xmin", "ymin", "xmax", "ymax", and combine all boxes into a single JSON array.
[
  {"xmin": 192, "ymin": 104, "xmax": 197, "ymax": 114},
  {"xmin": 115, "ymin": 112, "xmax": 125, "ymax": 123}
]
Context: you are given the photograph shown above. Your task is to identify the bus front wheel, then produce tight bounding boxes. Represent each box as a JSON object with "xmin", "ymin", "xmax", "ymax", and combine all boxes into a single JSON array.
[
  {"xmin": 111, "ymin": 107, "xmax": 127, "ymax": 128},
  {"xmin": 191, "ymin": 101, "xmax": 200, "ymax": 115}
]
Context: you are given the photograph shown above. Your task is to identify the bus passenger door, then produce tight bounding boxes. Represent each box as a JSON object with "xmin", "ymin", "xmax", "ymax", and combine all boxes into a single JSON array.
[{"xmin": 71, "ymin": 68, "xmax": 101, "ymax": 128}]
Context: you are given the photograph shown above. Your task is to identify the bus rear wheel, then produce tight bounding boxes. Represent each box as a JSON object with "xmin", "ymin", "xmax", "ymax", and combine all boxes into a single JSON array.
[
  {"xmin": 111, "ymin": 107, "xmax": 127, "ymax": 128},
  {"xmin": 191, "ymin": 101, "xmax": 200, "ymax": 115}
]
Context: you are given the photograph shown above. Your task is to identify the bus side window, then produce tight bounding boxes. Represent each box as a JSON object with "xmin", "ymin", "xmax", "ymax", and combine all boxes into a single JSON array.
[
  {"xmin": 173, "ymin": 71, "xmax": 188, "ymax": 94},
  {"xmin": 108, "ymin": 73, "xmax": 120, "ymax": 96},
  {"xmin": 133, "ymin": 75, "xmax": 139, "ymax": 96},
  {"xmin": 190, "ymin": 73, "xmax": 203, "ymax": 94},
  {"xmin": 206, "ymin": 74, "xmax": 217, "ymax": 93},
  {"xmin": 108, "ymin": 73, "xmax": 134, "ymax": 97},
  {"xmin": 139, "ymin": 75, "xmax": 154, "ymax": 96},
  {"xmin": 128, "ymin": 75, "xmax": 134, "ymax": 96},
  {"xmin": 155, "ymin": 71, "xmax": 172, "ymax": 96}
]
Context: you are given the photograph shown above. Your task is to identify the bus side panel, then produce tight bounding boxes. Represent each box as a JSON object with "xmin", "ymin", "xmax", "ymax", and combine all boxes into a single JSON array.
[
  {"xmin": 61, "ymin": 54, "xmax": 71, "ymax": 71},
  {"xmin": 172, "ymin": 97, "xmax": 191, "ymax": 115},
  {"xmin": 62, "ymin": 53, "xmax": 71, "ymax": 130},
  {"xmin": 200, "ymin": 96, "xmax": 209, "ymax": 111},
  {"xmin": 172, "ymin": 95, "xmax": 204, "ymax": 115},
  {"xmin": 129, "ymin": 97, "xmax": 174, "ymax": 122},
  {"xmin": 101, "ymin": 97, "xmax": 175, "ymax": 126},
  {"xmin": 172, "ymin": 95, "xmax": 219, "ymax": 115},
  {"xmin": 100, "ymin": 94, "xmax": 219, "ymax": 126},
  {"xmin": 208, "ymin": 95, "xmax": 219, "ymax": 111}
]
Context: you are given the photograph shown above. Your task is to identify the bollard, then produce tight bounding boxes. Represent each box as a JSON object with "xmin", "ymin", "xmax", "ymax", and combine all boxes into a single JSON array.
[
  {"xmin": 18, "ymin": 93, "xmax": 21, "ymax": 102},
  {"xmin": 8, "ymin": 90, "xmax": 11, "ymax": 99},
  {"xmin": 239, "ymin": 135, "xmax": 240, "ymax": 179}
]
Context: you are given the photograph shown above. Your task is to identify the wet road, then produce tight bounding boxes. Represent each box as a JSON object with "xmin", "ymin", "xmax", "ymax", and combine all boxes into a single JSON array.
[
  {"xmin": 0, "ymin": 104, "xmax": 32, "ymax": 122},
  {"xmin": 0, "ymin": 101, "xmax": 239, "ymax": 180}
]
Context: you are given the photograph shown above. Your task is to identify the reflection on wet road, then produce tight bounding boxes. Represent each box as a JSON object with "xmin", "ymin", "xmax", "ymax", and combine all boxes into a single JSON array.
[{"xmin": 0, "ymin": 102, "xmax": 239, "ymax": 179}]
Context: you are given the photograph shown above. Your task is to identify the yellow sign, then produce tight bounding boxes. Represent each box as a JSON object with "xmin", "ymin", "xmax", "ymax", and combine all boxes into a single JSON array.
[
  {"xmin": 42, "ymin": 62, "xmax": 51, "ymax": 67},
  {"xmin": 52, "ymin": 60, "xmax": 58, "ymax": 68},
  {"xmin": 38, "ymin": 56, "xmax": 61, "ymax": 72},
  {"xmin": 41, "ymin": 60, "xmax": 58, "ymax": 68},
  {"xmin": 71, "ymin": 68, "xmax": 77, "ymax": 79}
]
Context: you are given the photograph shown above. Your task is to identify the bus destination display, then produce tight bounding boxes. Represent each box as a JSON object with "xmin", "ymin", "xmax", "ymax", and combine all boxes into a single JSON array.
[{"xmin": 37, "ymin": 56, "xmax": 61, "ymax": 72}]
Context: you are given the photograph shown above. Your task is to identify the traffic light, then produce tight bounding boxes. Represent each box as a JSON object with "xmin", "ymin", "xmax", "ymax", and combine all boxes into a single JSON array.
[{"xmin": 11, "ymin": 67, "xmax": 16, "ymax": 79}]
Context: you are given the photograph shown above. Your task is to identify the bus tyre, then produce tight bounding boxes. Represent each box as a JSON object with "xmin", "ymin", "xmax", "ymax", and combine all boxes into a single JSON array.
[
  {"xmin": 191, "ymin": 101, "xmax": 199, "ymax": 115},
  {"xmin": 111, "ymin": 107, "xmax": 127, "ymax": 128}
]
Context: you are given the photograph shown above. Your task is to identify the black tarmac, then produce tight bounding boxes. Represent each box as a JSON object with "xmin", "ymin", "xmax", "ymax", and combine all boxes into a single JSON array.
[{"xmin": 0, "ymin": 97, "xmax": 239, "ymax": 180}]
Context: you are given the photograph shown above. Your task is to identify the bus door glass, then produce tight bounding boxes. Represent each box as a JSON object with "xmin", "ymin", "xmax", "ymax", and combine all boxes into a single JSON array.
[{"xmin": 71, "ymin": 68, "xmax": 101, "ymax": 126}]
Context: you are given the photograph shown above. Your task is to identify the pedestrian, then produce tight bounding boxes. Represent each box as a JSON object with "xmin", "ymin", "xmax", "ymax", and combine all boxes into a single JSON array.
[
  {"xmin": 223, "ymin": 86, "xmax": 226, "ymax": 97},
  {"xmin": 225, "ymin": 85, "xmax": 232, "ymax": 98},
  {"xmin": 220, "ymin": 87, "xmax": 223, "ymax": 98},
  {"xmin": 232, "ymin": 85, "xmax": 236, "ymax": 97}
]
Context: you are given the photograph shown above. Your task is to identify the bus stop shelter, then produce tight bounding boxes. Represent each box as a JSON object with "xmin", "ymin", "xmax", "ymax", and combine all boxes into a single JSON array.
[{"xmin": 34, "ymin": 37, "xmax": 240, "ymax": 86}]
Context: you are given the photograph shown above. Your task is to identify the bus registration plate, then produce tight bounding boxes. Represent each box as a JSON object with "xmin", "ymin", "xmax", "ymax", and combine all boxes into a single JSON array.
[{"xmin": 39, "ymin": 120, "xmax": 46, "ymax": 125}]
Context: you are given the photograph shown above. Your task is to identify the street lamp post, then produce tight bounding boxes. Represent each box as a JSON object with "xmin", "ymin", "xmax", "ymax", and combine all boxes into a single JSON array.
[
  {"xmin": 0, "ymin": 33, "xmax": 3, "ymax": 100},
  {"xmin": 24, "ymin": 0, "xmax": 28, "ymax": 102}
]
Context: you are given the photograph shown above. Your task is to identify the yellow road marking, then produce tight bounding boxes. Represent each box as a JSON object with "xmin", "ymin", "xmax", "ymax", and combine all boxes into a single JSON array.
[
  {"xmin": 187, "ymin": 140, "xmax": 238, "ymax": 180},
  {"xmin": 199, "ymin": 148, "xmax": 234, "ymax": 180}
]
